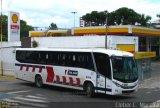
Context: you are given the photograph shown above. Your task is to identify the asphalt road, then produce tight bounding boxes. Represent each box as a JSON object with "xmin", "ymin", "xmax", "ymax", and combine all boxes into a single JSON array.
[{"xmin": 0, "ymin": 78, "xmax": 160, "ymax": 108}]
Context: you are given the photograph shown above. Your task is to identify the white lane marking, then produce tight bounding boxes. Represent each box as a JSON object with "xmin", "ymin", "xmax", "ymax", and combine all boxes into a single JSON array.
[
  {"xmin": 156, "ymin": 100, "xmax": 160, "ymax": 102},
  {"xmin": 3, "ymin": 98, "xmax": 47, "ymax": 108},
  {"xmin": 154, "ymin": 89, "xmax": 159, "ymax": 91},
  {"xmin": 3, "ymin": 98, "xmax": 20, "ymax": 103},
  {"xmin": 37, "ymin": 94, "xmax": 43, "ymax": 96},
  {"xmin": 26, "ymin": 95, "xmax": 47, "ymax": 100},
  {"xmin": 7, "ymin": 90, "xmax": 31, "ymax": 94},
  {"xmin": 15, "ymin": 97, "xmax": 47, "ymax": 103},
  {"xmin": 19, "ymin": 101, "xmax": 47, "ymax": 108},
  {"xmin": 146, "ymin": 91, "xmax": 151, "ymax": 94}
]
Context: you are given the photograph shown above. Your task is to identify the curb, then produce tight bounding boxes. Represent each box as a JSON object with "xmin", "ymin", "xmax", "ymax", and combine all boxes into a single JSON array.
[{"xmin": 0, "ymin": 75, "xmax": 15, "ymax": 79}]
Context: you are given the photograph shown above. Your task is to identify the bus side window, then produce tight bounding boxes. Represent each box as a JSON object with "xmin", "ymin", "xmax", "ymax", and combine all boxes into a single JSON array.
[
  {"xmin": 47, "ymin": 52, "xmax": 58, "ymax": 65},
  {"xmin": 66, "ymin": 53, "xmax": 75, "ymax": 67},
  {"xmin": 93, "ymin": 53, "xmax": 111, "ymax": 79},
  {"xmin": 16, "ymin": 51, "xmax": 39, "ymax": 64},
  {"xmin": 86, "ymin": 53, "xmax": 94, "ymax": 71},
  {"xmin": 32, "ymin": 51, "xmax": 39, "ymax": 64},
  {"xmin": 62, "ymin": 53, "xmax": 67, "ymax": 66},
  {"xmin": 76, "ymin": 52, "xmax": 94, "ymax": 71},
  {"xmin": 16, "ymin": 51, "xmax": 26, "ymax": 63},
  {"xmin": 24, "ymin": 51, "xmax": 35, "ymax": 63},
  {"xmin": 38, "ymin": 51, "xmax": 47, "ymax": 64}
]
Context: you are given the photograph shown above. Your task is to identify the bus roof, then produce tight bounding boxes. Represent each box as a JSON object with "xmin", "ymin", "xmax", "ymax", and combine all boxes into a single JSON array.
[{"xmin": 16, "ymin": 48, "xmax": 133, "ymax": 57}]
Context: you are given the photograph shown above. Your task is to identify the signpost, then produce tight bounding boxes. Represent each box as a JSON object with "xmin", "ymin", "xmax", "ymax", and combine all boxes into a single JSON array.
[{"xmin": 0, "ymin": 0, "xmax": 2, "ymax": 75}]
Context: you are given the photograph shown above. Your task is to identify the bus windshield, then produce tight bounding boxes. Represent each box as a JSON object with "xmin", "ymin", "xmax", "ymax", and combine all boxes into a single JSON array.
[{"xmin": 111, "ymin": 56, "xmax": 138, "ymax": 83}]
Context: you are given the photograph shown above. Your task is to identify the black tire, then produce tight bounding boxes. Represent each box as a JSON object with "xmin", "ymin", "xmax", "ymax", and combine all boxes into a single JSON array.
[
  {"xmin": 35, "ymin": 75, "xmax": 43, "ymax": 88},
  {"xmin": 85, "ymin": 83, "xmax": 95, "ymax": 97}
]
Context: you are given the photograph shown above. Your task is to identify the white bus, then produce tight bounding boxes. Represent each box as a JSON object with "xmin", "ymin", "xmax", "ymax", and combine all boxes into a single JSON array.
[{"xmin": 15, "ymin": 48, "xmax": 138, "ymax": 97}]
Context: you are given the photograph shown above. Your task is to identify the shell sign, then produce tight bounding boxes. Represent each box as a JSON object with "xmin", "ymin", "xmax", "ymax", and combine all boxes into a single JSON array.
[
  {"xmin": 8, "ymin": 12, "xmax": 20, "ymax": 41},
  {"xmin": 10, "ymin": 13, "xmax": 20, "ymax": 30},
  {"xmin": 12, "ymin": 14, "xmax": 19, "ymax": 23}
]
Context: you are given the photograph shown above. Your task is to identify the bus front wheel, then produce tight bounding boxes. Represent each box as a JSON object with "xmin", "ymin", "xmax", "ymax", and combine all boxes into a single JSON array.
[
  {"xmin": 35, "ymin": 75, "xmax": 43, "ymax": 88},
  {"xmin": 85, "ymin": 83, "xmax": 95, "ymax": 97}
]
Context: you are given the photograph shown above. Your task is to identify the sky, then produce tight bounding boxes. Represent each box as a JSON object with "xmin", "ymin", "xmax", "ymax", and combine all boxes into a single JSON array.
[{"xmin": 2, "ymin": 0, "xmax": 160, "ymax": 29}]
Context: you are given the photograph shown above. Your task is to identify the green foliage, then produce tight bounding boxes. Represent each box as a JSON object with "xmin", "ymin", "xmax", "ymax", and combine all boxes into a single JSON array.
[
  {"xmin": 82, "ymin": 11, "xmax": 108, "ymax": 26},
  {"xmin": 0, "ymin": 15, "xmax": 8, "ymax": 41},
  {"xmin": 111, "ymin": 7, "xmax": 140, "ymax": 25},
  {"xmin": 48, "ymin": 22, "xmax": 58, "ymax": 30},
  {"xmin": 32, "ymin": 40, "xmax": 38, "ymax": 48},
  {"xmin": 82, "ymin": 7, "xmax": 152, "ymax": 27},
  {"xmin": 138, "ymin": 14, "xmax": 151, "ymax": 26},
  {"xmin": 20, "ymin": 20, "xmax": 34, "ymax": 38}
]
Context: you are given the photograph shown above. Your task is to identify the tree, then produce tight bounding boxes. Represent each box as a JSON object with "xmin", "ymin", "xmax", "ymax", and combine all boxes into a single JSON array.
[
  {"xmin": 138, "ymin": 14, "xmax": 151, "ymax": 26},
  {"xmin": 82, "ymin": 11, "xmax": 108, "ymax": 26},
  {"xmin": 32, "ymin": 40, "xmax": 39, "ymax": 48},
  {"xmin": 20, "ymin": 20, "xmax": 34, "ymax": 38},
  {"xmin": 0, "ymin": 15, "xmax": 8, "ymax": 41},
  {"xmin": 48, "ymin": 22, "xmax": 58, "ymax": 30},
  {"xmin": 82, "ymin": 7, "xmax": 152, "ymax": 27},
  {"xmin": 111, "ymin": 7, "xmax": 140, "ymax": 25}
]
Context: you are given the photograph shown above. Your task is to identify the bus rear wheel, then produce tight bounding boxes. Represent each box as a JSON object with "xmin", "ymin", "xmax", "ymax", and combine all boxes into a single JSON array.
[
  {"xmin": 35, "ymin": 75, "xmax": 43, "ymax": 88},
  {"xmin": 85, "ymin": 83, "xmax": 95, "ymax": 97}
]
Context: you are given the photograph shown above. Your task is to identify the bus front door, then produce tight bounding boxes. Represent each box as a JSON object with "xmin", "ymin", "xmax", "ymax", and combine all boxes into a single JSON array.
[{"xmin": 94, "ymin": 53, "xmax": 112, "ymax": 94}]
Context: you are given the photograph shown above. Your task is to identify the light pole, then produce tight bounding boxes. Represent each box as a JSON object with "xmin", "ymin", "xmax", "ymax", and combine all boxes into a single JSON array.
[
  {"xmin": 105, "ymin": 17, "xmax": 108, "ymax": 49},
  {"xmin": 157, "ymin": 14, "xmax": 160, "ymax": 21},
  {"xmin": 71, "ymin": 12, "xmax": 77, "ymax": 27},
  {"xmin": 0, "ymin": 0, "xmax": 3, "ymax": 75}
]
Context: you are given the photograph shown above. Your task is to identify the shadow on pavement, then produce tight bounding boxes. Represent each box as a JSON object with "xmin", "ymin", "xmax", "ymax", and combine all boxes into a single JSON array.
[{"xmin": 18, "ymin": 81, "xmax": 135, "ymax": 100}]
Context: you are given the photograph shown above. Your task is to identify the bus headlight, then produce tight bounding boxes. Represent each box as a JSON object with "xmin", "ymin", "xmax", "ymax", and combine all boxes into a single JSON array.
[{"xmin": 113, "ymin": 81, "xmax": 121, "ymax": 87}]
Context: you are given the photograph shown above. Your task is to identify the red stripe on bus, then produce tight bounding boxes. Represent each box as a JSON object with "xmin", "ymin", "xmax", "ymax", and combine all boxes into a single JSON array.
[
  {"xmin": 39, "ymin": 66, "xmax": 43, "ymax": 73},
  {"xmin": 76, "ymin": 78, "xmax": 80, "ymax": 86},
  {"xmin": 69, "ymin": 77, "xmax": 73, "ymax": 85},
  {"xmin": 62, "ymin": 76, "xmax": 66, "ymax": 84},
  {"xmin": 26, "ymin": 65, "xmax": 29, "ymax": 71},
  {"xmin": 20, "ymin": 64, "xmax": 23, "ymax": 71},
  {"xmin": 46, "ymin": 66, "xmax": 55, "ymax": 83},
  {"xmin": 32, "ymin": 66, "xmax": 35, "ymax": 72},
  {"xmin": 56, "ymin": 75, "xmax": 60, "ymax": 83}
]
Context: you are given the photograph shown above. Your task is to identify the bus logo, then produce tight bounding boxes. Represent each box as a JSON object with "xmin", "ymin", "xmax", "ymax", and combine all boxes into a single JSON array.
[
  {"xmin": 65, "ymin": 69, "xmax": 78, "ymax": 76},
  {"xmin": 12, "ymin": 14, "xmax": 18, "ymax": 23}
]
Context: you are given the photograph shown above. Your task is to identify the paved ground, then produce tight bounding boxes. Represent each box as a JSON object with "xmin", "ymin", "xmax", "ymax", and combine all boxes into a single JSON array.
[
  {"xmin": 139, "ymin": 62, "xmax": 160, "ymax": 88},
  {"xmin": 0, "ymin": 62, "xmax": 160, "ymax": 108},
  {"xmin": 1, "ymin": 79, "xmax": 160, "ymax": 108}
]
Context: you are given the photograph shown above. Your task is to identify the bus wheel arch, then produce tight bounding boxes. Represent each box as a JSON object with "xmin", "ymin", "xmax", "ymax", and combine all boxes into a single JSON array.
[
  {"xmin": 35, "ymin": 74, "xmax": 43, "ymax": 88},
  {"xmin": 83, "ymin": 81, "xmax": 95, "ymax": 97}
]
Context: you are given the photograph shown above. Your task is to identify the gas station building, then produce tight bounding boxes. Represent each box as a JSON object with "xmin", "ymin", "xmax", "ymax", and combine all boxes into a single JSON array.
[{"xmin": 29, "ymin": 25, "xmax": 160, "ymax": 57}]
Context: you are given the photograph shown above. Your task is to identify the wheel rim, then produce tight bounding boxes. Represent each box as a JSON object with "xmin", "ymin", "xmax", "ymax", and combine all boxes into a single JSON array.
[
  {"xmin": 36, "ymin": 77, "xmax": 42, "ymax": 87},
  {"xmin": 86, "ymin": 86, "xmax": 91, "ymax": 95}
]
